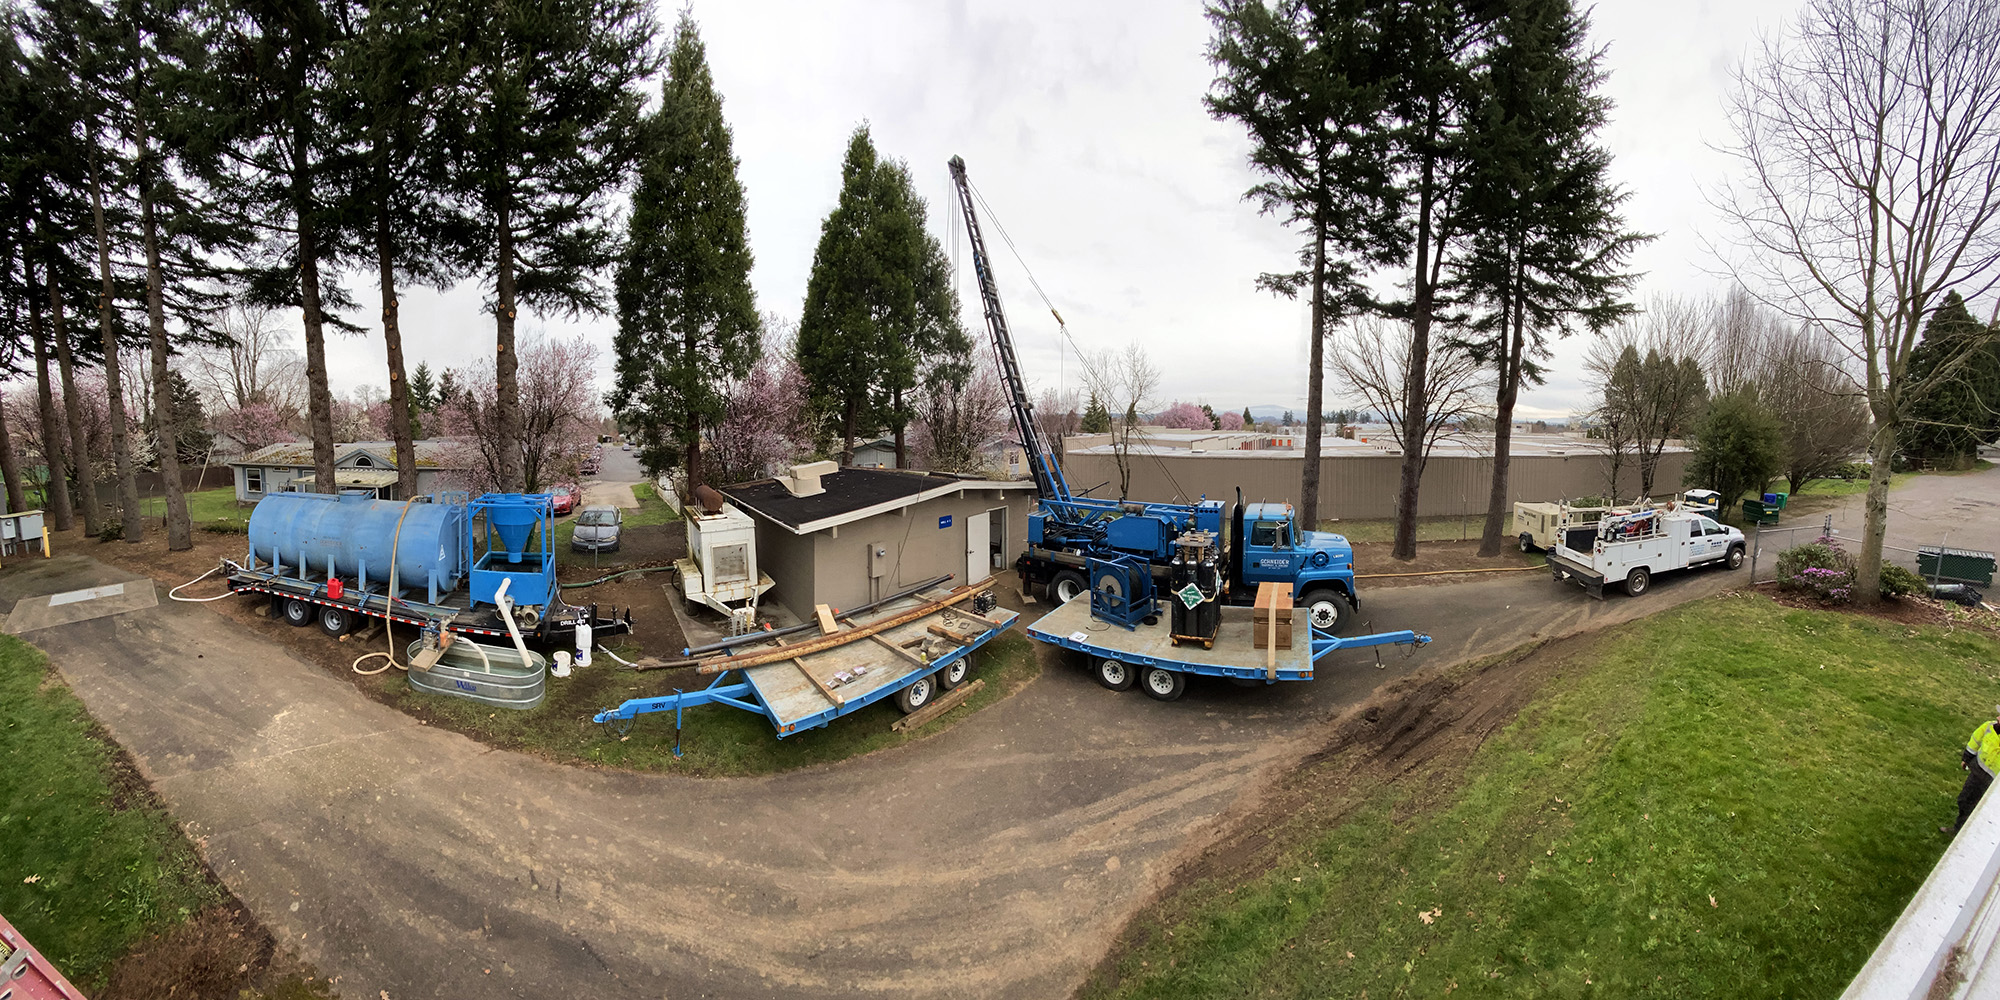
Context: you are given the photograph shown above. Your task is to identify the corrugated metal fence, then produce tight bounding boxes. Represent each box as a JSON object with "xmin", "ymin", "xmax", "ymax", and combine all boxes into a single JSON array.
[{"xmin": 1059, "ymin": 450, "xmax": 1694, "ymax": 522}]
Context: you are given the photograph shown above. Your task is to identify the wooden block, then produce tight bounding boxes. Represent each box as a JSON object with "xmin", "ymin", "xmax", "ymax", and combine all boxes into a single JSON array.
[
  {"xmin": 891, "ymin": 678, "xmax": 985, "ymax": 732},
  {"xmin": 867, "ymin": 633, "xmax": 930, "ymax": 667},
  {"xmin": 1254, "ymin": 581, "xmax": 1292, "ymax": 613},
  {"xmin": 815, "ymin": 604, "xmax": 839, "ymax": 635},
  {"xmin": 927, "ymin": 624, "xmax": 978, "ymax": 645},
  {"xmin": 946, "ymin": 607, "xmax": 1009, "ymax": 631},
  {"xmin": 409, "ymin": 643, "xmax": 447, "ymax": 673}
]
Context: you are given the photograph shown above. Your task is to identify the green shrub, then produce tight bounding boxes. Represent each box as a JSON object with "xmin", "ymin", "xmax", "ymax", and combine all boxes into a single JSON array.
[
  {"xmin": 1832, "ymin": 461, "xmax": 1872, "ymax": 481},
  {"xmin": 199, "ymin": 523, "xmax": 244, "ymax": 535},
  {"xmin": 1777, "ymin": 540, "xmax": 1856, "ymax": 602},
  {"xmin": 1880, "ymin": 563, "xmax": 1928, "ymax": 599},
  {"xmin": 96, "ymin": 520, "xmax": 123, "ymax": 543}
]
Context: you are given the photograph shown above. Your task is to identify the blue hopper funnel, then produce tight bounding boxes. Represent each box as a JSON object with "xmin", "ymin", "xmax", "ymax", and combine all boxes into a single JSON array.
[{"xmin": 484, "ymin": 494, "xmax": 538, "ymax": 561}]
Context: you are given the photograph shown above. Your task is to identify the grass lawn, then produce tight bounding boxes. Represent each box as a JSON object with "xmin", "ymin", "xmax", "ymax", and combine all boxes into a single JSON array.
[
  {"xmin": 1316, "ymin": 515, "xmax": 1503, "ymax": 545},
  {"xmin": 1084, "ymin": 594, "xmax": 2000, "ymax": 999},
  {"xmin": 364, "ymin": 630, "xmax": 1040, "ymax": 777},
  {"xmin": 0, "ymin": 634, "xmax": 222, "ymax": 986}
]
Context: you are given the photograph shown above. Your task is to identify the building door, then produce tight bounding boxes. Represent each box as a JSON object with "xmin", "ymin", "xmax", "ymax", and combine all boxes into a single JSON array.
[
  {"xmin": 986, "ymin": 507, "xmax": 1007, "ymax": 574},
  {"xmin": 966, "ymin": 508, "xmax": 991, "ymax": 585}
]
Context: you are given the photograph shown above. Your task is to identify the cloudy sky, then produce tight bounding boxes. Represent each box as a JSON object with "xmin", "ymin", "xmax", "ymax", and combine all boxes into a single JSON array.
[{"xmin": 319, "ymin": 0, "xmax": 1806, "ymax": 422}]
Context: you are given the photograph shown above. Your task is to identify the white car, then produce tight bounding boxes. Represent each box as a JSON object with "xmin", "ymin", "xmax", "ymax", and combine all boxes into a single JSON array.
[{"xmin": 1549, "ymin": 508, "xmax": 1745, "ymax": 598}]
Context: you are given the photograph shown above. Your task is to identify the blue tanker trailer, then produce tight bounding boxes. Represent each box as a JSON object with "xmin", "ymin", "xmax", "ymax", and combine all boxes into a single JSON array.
[{"xmin": 222, "ymin": 491, "xmax": 631, "ymax": 649}]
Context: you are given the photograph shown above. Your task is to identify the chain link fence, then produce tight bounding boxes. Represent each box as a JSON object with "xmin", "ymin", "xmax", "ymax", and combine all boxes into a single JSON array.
[{"xmin": 1747, "ymin": 512, "xmax": 1983, "ymax": 591}]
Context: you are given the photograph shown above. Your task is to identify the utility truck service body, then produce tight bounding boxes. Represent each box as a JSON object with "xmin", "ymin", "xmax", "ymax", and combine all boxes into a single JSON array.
[{"xmin": 1549, "ymin": 507, "xmax": 1745, "ymax": 598}]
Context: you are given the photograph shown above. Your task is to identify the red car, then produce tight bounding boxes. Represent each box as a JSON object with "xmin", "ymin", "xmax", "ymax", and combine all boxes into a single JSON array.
[{"xmin": 551, "ymin": 482, "xmax": 582, "ymax": 516}]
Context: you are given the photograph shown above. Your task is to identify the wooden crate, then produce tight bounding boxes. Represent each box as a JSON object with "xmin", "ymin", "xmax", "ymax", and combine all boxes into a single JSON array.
[{"xmin": 1253, "ymin": 582, "xmax": 1293, "ymax": 650}]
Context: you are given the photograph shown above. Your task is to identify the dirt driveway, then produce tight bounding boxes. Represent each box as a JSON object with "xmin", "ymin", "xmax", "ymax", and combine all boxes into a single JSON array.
[{"xmin": 9, "ymin": 471, "xmax": 1987, "ymax": 999}]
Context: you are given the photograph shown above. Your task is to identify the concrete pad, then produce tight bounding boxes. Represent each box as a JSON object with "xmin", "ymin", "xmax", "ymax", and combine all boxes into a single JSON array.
[{"xmin": 4, "ymin": 577, "xmax": 158, "ymax": 633}]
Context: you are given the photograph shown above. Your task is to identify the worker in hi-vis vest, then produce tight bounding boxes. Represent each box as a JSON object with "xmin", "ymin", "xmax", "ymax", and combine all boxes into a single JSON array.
[{"xmin": 1947, "ymin": 706, "xmax": 2000, "ymax": 835}]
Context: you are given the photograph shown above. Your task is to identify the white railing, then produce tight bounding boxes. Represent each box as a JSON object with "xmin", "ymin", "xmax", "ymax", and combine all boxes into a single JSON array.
[{"xmin": 1841, "ymin": 783, "xmax": 2000, "ymax": 998}]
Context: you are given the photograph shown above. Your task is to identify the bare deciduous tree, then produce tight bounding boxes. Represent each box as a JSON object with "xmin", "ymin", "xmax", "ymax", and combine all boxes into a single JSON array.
[
  {"xmin": 1329, "ymin": 317, "xmax": 1492, "ymax": 498},
  {"xmin": 1032, "ymin": 385, "xmax": 1081, "ymax": 466},
  {"xmin": 190, "ymin": 303, "xmax": 307, "ymax": 412},
  {"xmin": 1717, "ymin": 0, "xmax": 2000, "ymax": 601},
  {"xmin": 1081, "ymin": 343, "xmax": 1160, "ymax": 500},
  {"xmin": 1586, "ymin": 298, "xmax": 1710, "ymax": 498},
  {"xmin": 912, "ymin": 356, "xmax": 1007, "ymax": 475}
]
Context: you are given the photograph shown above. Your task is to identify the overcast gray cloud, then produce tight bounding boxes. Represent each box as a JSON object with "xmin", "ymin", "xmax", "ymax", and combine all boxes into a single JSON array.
[{"xmin": 311, "ymin": 0, "xmax": 1804, "ymax": 424}]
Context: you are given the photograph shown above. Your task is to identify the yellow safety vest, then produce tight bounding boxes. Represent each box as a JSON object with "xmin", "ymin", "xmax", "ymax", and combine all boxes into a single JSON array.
[{"xmin": 1968, "ymin": 721, "xmax": 2000, "ymax": 775}]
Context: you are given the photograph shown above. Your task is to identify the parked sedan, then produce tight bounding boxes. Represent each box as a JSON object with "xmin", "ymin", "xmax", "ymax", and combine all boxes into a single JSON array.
[
  {"xmin": 550, "ymin": 482, "xmax": 583, "ymax": 516},
  {"xmin": 571, "ymin": 506, "xmax": 622, "ymax": 552}
]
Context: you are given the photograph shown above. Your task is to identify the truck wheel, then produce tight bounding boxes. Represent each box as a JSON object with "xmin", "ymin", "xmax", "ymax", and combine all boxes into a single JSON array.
[
  {"xmin": 1095, "ymin": 658, "xmax": 1137, "ymax": 691},
  {"xmin": 1726, "ymin": 545, "xmax": 1745, "ymax": 570},
  {"xmin": 1299, "ymin": 588, "xmax": 1352, "ymax": 634},
  {"xmin": 1625, "ymin": 567, "xmax": 1651, "ymax": 597},
  {"xmin": 1519, "ymin": 533, "xmax": 1534, "ymax": 553},
  {"xmin": 282, "ymin": 597, "xmax": 313, "ymax": 627},
  {"xmin": 317, "ymin": 606, "xmax": 352, "ymax": 637},
  {"xmin": 894, "ymin": 675, "xmax": 935, "ymax": 714},
  {"xmin": 1140, "ymin": 667, "xmax": 1185, "ymax": 702},
  {"xmin": 1049, "ymin": 570, "xmax": 1087, "ymax": 605},
  {"xmin": 937, "ymin": 655, "xmax": 970, "ymax": 690}
]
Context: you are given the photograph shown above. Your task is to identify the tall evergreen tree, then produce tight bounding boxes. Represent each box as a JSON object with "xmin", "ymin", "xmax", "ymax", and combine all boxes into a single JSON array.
[
  {"xmin": 1207, "ymin": 0, "xmax": 1399, "ymax": 532},
  {"xmin": 125, "ymin": 0, "xmax": 238, "ymax": 549},
  {"xmin": 442, "ymin": 0, "xmax": 658, "ymax": 489},
  {"xmin": 1456, "ymin": 0, "xmax": 1644, "ymax": 556},
  {"xmin": 1080, "ymin": 392, "xmax": 1111, "ymax": 433},
  {"xmin": 209, "ymin": 0, "xmax": 358, "ymax": 514},
  {"xmin": 610, "ymin": 12, "xmax": 759, "ymax": 492},
  {"xmin": 1900, "ymin": 293, "xmax": 2000, "ymax": 466},
  {"xmin": 797, "ymin": 126, "xmax": 968, "ymax": 467},
  {"xmin": 343, "ymin": 0, "xmax": 476, "ymax": 499}
]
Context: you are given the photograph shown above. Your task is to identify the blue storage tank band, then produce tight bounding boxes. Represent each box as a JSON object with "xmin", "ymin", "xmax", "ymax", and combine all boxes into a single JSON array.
[{"xmin": 248, "ymin": 494, "xmax": 466, "ymax": 602}]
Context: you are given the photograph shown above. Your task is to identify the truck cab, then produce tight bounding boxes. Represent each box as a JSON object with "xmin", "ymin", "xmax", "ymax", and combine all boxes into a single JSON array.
[{"xmin": 1231, "ymin": 501, "xmax": 1358, "ymax": 631}]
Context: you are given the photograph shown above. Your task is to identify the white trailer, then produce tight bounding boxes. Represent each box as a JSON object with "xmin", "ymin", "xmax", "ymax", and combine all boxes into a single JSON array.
[
  {"xmin": 1513, "ymin": 499, "xmax": 1610, "ymax": 552},
  {"xmin": 1548, "ymin": 507, "xmax": 1745, "ymax": 598}
]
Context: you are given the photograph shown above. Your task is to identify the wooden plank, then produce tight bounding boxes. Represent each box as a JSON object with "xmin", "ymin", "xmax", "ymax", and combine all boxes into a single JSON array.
[
  {"xmin": 866, "ymin": 632, "xmax": 930, "ymax": 668},
  {"xmin": 774, "ymin": 635, "xmax": 844, "ymax": 707},
  {"xmin": 695, "ymin": 585, "xmax": 990, "ymax": 675},
  {"xmin": 815, "ymin": 604, "xmax": 839, "ymax": 636},
  {"xmin": 890, "ymin": 678, "xmax": 985, "ymax": 732},
  {"xmin": 944, "ymin": 607, "xmax": 1009, "ymax": 631},
  {"xmin": 927, "ymin": 624, "xmax": 978, "ymax": 645}
]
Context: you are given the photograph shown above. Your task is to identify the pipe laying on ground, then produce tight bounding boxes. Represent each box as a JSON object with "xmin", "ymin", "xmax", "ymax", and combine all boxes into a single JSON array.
[{"xmin": 678, "ymin": 574, "xmax": 955, "ymax": 657}]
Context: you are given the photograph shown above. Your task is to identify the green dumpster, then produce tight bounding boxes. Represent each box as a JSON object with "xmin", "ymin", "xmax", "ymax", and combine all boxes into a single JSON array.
[
  {"xmin": 1917, "ymin": 547, "xmax": 1996, "ymax": 586},
  {"xmin": 1742, "ymin": 499, "xmax": 1781, "ymax": 525}
]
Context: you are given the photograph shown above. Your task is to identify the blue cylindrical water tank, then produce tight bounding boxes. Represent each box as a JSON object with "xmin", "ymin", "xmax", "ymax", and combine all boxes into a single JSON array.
[{"xmin": 249, "ymin": 493, "xmax": 466, "ymax": 593}]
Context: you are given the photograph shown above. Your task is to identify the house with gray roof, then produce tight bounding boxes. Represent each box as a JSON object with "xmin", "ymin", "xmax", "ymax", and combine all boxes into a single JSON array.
[{"xmin": 227, "ymin": 440, "xmax": 466, "ymax": 503}]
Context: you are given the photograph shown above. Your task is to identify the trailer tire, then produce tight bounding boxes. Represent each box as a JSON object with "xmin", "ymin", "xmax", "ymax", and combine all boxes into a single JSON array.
[
  {"xmin": 1094, "ymin": 658, "xmax": 1137, "ymax": 691},
  {"xmin": 1299, "ymin": 588, "xmax": 1352, "ymax": 634},
  {"xmin": 281, "ymin": 597, "xmax": 314, "ymax": 628},
  {"xmin": 1049, "ymin": 570, "xmax": 1088, "ymax": 605},
  {"xmin": 1625, "ymin": 567, "xmax": 1651, "ymax": 597},
  {"xmin": 1726, "ymin": 544, "xmax": 1745, "ymax": 570},
  {"xmin": 1140, "ymin": 667, "xmax": 1185, "ymax": 702},
  {"xmin": 317, "ymin": 606, "xmax": 353, "ymax": 637},
  {"xmin": 1520, "ymin": 532, "xmax": 1535, "ymax": 552},
  {"xmin": 894, "ymin": 675, "xmax": 936, "ymax": 714},
  {"xmin": 937, "ymin": 655, "xmax": 970, "ymax": 690}
]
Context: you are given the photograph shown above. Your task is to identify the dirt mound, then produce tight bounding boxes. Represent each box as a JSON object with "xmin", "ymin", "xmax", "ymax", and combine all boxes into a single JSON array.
[{"xmin": 99, "ymin": 901, "xmax": 331, "ymax": 1000}]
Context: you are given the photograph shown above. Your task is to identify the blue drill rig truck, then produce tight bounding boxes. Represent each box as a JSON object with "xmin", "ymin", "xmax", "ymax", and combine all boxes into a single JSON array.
[{"xmin": 946, "ymin": 156, "xmax": 1362, "ymax": 634}]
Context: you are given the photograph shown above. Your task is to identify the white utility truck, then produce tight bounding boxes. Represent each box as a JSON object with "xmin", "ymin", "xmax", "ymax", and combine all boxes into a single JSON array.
[{"xmin": 1548, "ymin": 507, "xmax": 1745, "ymax": 598}]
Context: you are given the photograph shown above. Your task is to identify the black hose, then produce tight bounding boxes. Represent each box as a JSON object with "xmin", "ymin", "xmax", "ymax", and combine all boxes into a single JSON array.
[
  {"xmin": 560, "ymin": 565, "xmax": 671, "ymax": 589},
  {"xmin": 680, "ymin": 573, "xmax": 956, "ymax": 656}
]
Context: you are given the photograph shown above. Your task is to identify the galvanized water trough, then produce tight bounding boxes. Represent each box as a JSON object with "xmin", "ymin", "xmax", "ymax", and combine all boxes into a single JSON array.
[{"xmin": 406, "ymin": 639, "xmax": 547, "ymax": 710}]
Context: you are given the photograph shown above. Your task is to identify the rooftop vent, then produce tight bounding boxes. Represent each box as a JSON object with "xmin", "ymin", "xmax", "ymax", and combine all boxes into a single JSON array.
[{"xmin": 778, "ymin": 460, "xmax": 839, "ymax": 498}]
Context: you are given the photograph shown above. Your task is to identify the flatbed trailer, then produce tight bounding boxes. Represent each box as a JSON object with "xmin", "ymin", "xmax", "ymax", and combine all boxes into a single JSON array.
[
  {"xmin": 225, "ymin": 563, "xmax": 631, "ymax": 649},
  {"xmin": 1024, "ymin": 596, "xmax": 1429, "ymax": 700},
  {"xmin": 593, "ymin": 590, "xmax": 1017, "ymax": 743}
]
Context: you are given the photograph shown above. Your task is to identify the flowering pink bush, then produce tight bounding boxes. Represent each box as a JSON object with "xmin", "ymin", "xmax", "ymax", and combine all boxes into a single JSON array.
[
  {"xmin": 1777, "ymin": 535, "xmax": 1854, "ymax": 602},
  {"xmin": 1217, "ymin": 410, "xmax": 1244, "ymax": 431},
  {"xmin": 1156, "ymin": 401, "xmax": 1211, "ymax": 430},
  {"xmin": 706, "ymin": 355, "xmax": 812, "ymax": 483}
]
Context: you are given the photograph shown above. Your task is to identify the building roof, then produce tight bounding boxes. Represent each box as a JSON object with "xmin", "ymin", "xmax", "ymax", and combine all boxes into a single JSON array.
[
  {"xmin": 232, "ymin": 440, "xmax": 462, "ymax": 469},
  {"xmin": 721, "ymin": 468, "xmax": 1034, "ymax": 535},
  {"xmin": 293, "ymin": 468, "xmax": 400, "ymax": 488}
]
